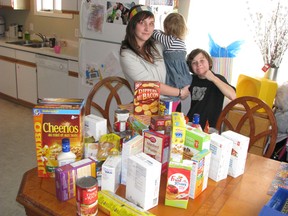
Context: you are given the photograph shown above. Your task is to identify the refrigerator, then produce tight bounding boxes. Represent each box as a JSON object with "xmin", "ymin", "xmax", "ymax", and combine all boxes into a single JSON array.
[{"xmin": 78, "ymin": 0, "xmax": 175, "ymax": 105}]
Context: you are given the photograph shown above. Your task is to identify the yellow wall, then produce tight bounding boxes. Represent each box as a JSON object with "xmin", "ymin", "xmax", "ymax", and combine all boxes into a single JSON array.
[{"xmin": 0, "ymin": 0, "xmax": 79, "ymax": 41}]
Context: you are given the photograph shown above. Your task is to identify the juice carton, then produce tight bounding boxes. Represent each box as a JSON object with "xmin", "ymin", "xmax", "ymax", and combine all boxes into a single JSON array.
[
  {"xmin": 165, "ymin": 160, "xmax": 193, "ymax": 209},
  {"xmin": 101, "ymin": 155, "xmax": 122, "ymax": 193},
  {"xmin": 121, "ymin": 135, "xmax": 144, "ymax": 185},
  {"xmin": 189, "ymin": 149, "xmax": 211, "ymax": 199},
  {"xmin": 170, "ymin": 112, "xmax": 186, "ymax": 162},
  {"xmin": 209, "ymin": 133, "xmax": 233, "ymax": 182},
  {"xmin": 126, "ymin": 152, "xmax": 162, "ymax": 211},
  {"xmin": 184, "ymin": 126, "xmax": 211, "ymax": 159},
  {"xmin": 33, "ymin": 98, "xmax": 85, "ymax": 178},
  {"xmin": 221, "ymin": 130, "xmax": 250, "ymax": 178},
  {"xmin": 143, "ymin": 130, "xmax": 170, "ymax": 173}
]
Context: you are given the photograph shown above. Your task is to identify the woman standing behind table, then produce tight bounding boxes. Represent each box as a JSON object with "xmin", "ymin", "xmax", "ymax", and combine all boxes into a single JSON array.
[
  {"xmin": 119, "ymin": 5, "xmax": 190, "ymax": 102},
  {"xmin": 153, "ymin": 12, "xmax": 192, "ymax": 111},
  {"xmin": 186, "ymin": 48, "xmax": 236, "ymax": 129}
]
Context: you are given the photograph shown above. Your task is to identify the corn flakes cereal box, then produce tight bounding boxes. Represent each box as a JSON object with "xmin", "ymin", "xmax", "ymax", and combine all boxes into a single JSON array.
[
  {"xmin": 33, "ymin": 98, "xmax": 85, "ymax": 178},
  {"xmin": 165, "ymin": 160, "xmax": 193, "ymax": 209},
  {"xmin": 133, "ymin": 81, "xmax": 160, "ymax": 115}
]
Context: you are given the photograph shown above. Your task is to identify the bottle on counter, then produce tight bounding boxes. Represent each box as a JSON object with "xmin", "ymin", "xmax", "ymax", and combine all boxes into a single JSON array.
[
  {"xmin": 24, "ymin": 30, "xmax": 30, "ymax": 42},
  {"xmin": 57, "ymin": 138, "xmax": 76, "ymax": 167},
  {"xmin": 18, "ymin": 25, "xmax": 23, "ymax": 39},
  {"xmin": 191, "ymin": 113, "xmax": 202, "ymax": 131}
]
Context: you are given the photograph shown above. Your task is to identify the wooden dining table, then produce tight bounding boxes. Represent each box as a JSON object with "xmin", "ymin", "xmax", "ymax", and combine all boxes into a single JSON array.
[{"xmin": 17, "ymin": 153, "xmax": 281, "ymax": 216}]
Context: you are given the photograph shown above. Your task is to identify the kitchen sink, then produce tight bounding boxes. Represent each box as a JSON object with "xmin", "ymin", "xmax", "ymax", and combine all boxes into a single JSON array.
[{"xmin": 6, "ymin": 40, "xmax": 47, "ymax": 48}]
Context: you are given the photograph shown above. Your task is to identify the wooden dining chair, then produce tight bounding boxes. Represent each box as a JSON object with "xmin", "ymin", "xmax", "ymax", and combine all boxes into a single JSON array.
[
  {"xmin": 215, "ymin": 96, "xmax": 278, "ymax": 158},
  {"xmin": 85, "ymin": 76, "xmax": 133, "ymax": 133}
]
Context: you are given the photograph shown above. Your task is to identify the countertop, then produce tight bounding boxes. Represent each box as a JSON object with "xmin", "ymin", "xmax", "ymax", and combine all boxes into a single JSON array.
[{"xmin": 0, "ymin": 37, "xmax": 79, "ymax": 61}]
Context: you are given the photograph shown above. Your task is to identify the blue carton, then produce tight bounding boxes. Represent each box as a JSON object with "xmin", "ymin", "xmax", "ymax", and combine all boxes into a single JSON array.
[{"xmin": 259, "ymin": 187, "xmax": 288, "ymax": 216}]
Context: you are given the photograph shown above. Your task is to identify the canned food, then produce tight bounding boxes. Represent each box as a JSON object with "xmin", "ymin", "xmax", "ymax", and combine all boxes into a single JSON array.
[
  {"xmin": 76, "ymin": 176, "xmax": 98, "ymax": 216},
  {"xmin": 114, "ymin": 109, "xmax": 129, "ymax": 132}
]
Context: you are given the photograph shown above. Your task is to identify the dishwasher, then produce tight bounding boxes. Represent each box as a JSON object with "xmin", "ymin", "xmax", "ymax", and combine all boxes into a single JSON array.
[{"xmin": 36, "ymin": 54, "xmax": 69, "ymax": 99}]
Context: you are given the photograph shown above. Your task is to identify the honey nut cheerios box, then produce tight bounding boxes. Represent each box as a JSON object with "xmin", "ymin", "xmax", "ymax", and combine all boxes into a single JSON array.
[
  {"xmin": 133, "ymin": 81, "xmax": 160, "ymax": 115},
  {"xmin": 33, "ymin": 98, "xmax": 85, "ymax": 178}
]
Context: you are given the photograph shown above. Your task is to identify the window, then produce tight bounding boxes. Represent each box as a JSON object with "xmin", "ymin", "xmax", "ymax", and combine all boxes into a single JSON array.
[{"xmin": 34, "ymin": 0, "xmax": 72, "ymax": 19}]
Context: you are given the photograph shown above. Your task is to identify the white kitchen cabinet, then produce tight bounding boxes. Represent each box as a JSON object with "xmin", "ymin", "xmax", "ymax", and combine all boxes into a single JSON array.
[
  {"xmin": 0, "ymin": 0, "xmax": 29, "ymax": 9},
  {"xmin": 62, "ymin": 0, "xmax": 79, "ymax": 13},
  {"xmin": 0, "ymin": 46, "xmax": 17, "ymax": 98},
  {"xmin": 68, "ymin": 60, "xmax": 79, "ymax": 98},
  {"xmin": 16, "ymin": 50, "xmax": 37, "ymax": 104}
]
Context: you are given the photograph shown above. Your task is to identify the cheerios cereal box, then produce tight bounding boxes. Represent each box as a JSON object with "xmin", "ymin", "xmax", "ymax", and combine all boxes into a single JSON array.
[
  {"xmin": 133, "ymin": 81, "xmax": 160, "ymax": 115},
  {"xmin": 33, "ymin": 98, "xmax": 85, "ymax": 178}
]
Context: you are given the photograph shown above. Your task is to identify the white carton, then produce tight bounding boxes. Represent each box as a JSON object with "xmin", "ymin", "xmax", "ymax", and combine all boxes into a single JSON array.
[
  {"xmin": 189, "ymin": 149, "xmax": 211, "ymax": 199},
  {"xmin": 209, "ymin": 133, "xmax": 233, "ymax": 182},
  {"xmin": 84, "ymin": 114, "xmax": 107, "ymax": 141},
  {"xmin": 101, "ymin": 155, "xmax": 122, "ymax": 193},
  {"xmin": 221, "ymin": 130, "xmax": 250, "ymax": 178},
  {"xmin": 121, "ymin": 135, "xmax": 144, "ymax": 185},
  {"xmin": 126, "ymin": 152, "xmax": 162, "ymax": 211}
]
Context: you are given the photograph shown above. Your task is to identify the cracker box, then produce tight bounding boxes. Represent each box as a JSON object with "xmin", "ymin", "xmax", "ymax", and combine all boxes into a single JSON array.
[
  {"xmin": 221, "ymin": 130, "xmax": 250, "ymax": 178},
  {"xmin": 184, "ymin": 126, "xmax": 211, "ymax": 159},
  {"xmin": 55, "ymin": 157, "xmax": 97, "ymax": 201},
  {"xmin": 150, "ymin": 115, "xmax": 172, "ymax": 134},
  {"xmin": 33, "ymin": 98, "xmax": 85, "ymax": 178},
  {"xmin": 165, "ymin": 160, "xmax": 193, "ymax": 209},
  {"xmin": 121, "ymin": 135, "xmax": 144, "ymax": 185},
  {"xmin": 126, "ymin": 152, "xmax": 162, "ymax": 211},
  {"xmin": 189, "ymin": 149, "xmax": 211, "ymax": 199},
  {"xmin": 133, "ymin": 81, "xmax": 160, "ymax": 115},
  {"xmin": 101, "ymin": 155, "xmax": 122, "ymax": 193},
  {"xmin": 84, "ymin": 114, "xmax": 107, "ymax": 141},
  {"xmin": 143, "ymin": 130, "xmax": 170, "ymax": 173},
  {"xmin": 170, "ymin": 112, "xmax": 186, "ymax": 162},
  {"xmin": 208, "ymin": 133, "xmax": 233, "ymax": 182}
]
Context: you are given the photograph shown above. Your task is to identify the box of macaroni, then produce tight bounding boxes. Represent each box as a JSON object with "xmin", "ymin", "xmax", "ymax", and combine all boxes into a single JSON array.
[
  {"xmin": 133, "ymin": 81, "xmax": 160, "ymax": 115},
  {"xmin": 33, "ymin": 98, "xmax": 85, "ymax": 178}
]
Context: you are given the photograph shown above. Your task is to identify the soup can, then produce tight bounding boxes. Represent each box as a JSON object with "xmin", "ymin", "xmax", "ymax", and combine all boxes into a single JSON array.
[
  {"xmin": 114, "ymin": 109, "xmax": 129, "ymax": 132},
  {"xmin": 76, "ymin": 176, "xmax": 98, "ymax": 216}
]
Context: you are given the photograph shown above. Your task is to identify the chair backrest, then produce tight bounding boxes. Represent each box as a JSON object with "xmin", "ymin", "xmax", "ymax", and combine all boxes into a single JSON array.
[
  {"xmin": 85, "ymin": 76, "xmax": 133, "ymax": 133},
  {"xmin": 215, "ymin": 96, "xmax": 278, "ymax": 158}
]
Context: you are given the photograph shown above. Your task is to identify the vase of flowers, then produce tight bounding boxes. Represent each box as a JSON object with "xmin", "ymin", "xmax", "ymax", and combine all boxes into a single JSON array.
[{"xmin": 246, "ymin": 0, "xmax": 288, "ymax": 81}]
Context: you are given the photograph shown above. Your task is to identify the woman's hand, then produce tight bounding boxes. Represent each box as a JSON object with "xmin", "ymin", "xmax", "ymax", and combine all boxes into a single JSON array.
[{"xmin": 180, "ymin": 85, "xmax": 190, "ymax": 100}]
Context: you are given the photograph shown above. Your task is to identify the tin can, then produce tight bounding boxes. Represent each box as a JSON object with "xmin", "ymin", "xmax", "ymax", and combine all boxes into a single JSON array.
[
  {"xmin": 159, "ymin": 98, "xmax": 173, "ymax": 116},
  {"xmin": 76, "ymin": 176, "xmax": 98, "ymax": 216},
  {"xmin": 114, "ymin": 109, "xmax": 129, "ymax": 132}
]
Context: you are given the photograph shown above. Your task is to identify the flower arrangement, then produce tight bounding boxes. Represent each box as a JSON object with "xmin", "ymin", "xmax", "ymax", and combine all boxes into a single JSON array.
[{"xmin": 246, "ymin": 0, "xmax": 288, "ymax": 69}]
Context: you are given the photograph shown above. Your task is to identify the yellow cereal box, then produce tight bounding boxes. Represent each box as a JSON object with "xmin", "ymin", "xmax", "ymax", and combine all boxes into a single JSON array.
[
  {"xmin": 33, "ymin": 98, "xmax": 85, "ymax": 178},
  {"xmin": 133, "ymin": 81, "xmax": 160, "ymax": 115}
]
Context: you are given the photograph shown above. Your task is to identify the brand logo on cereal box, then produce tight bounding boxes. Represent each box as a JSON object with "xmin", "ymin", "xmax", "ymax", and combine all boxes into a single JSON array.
[{"xmin": 167, "ymin": 173, "xmax": 189, "ymax": 192}]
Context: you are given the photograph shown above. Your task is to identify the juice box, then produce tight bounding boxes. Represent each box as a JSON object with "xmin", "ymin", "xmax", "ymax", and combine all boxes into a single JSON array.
[
  {"xmin": 170, "ymin": 112, "xmax": 186, "ymax": 162},
  {"xmin": 33, "ymin": 98, "xmax": 85, "ymax": 178},
  {"xmin": 221, "ymin": 130, "xmax": 250, "ymax": 178},
  {"xmin": 165, "ymin": 160, "xmax": 193, "ymax": 209},
  {"xmin": 209, "ymin": 133, "xmax": 233, "ymax": 182},
  {"xmin": 184, "ymin": 126, "xmax": 211, "ymax": 159},
  {"xmin": 189, "ymin": 149, "xmax": 211, "ymax": 199},
  {"xmin": 143, "ymin": 130, "xmax": 170, "ymax": 173}
]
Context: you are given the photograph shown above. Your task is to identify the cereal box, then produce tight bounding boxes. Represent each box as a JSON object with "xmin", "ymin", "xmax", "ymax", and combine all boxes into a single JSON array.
[
  {"xmin": 126, "ymin": 152, "xmax": 162, "ymax": 211},
  {"xmin": 55, "ymin": 157, "xmax": 97, "ymax": 201},
  {"xmin": 165, "ymin": 160, "xmax": 193, "ymax": 209},
  {"xmin": 209, "ymin": 133, "xmax": 233, "ymax": 182},
  {"xmin": 184, "ymin": 126, "xmax": 211, "ymax": 159},
  {"xmin": 133, "ymin": 81, "xmax": 160, "ymax": 115},
  {"xmin": 121, "ymin": 135, "xmax": 144, "ymax": 185},
  {"xmin": 189, "ymin": 149, "xmax": 211, "ymax": 199},
  {"xmin": 221, "ymin": 130, "xmax": 250, "ymax": 178},
  {"xmin": 143, "ymin": 130, "xmax": 170, "ymax": 173},
  {"xmin": 170, "ymin": 112, "xmax": 186, "ymax": 162},
  {"xmin": 33, "ymin": 98, "xmax": 85, "ymax": 178},
  {"xmin": 101, "ymin": 155, "xmax": 122, "ymax": 193}
]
